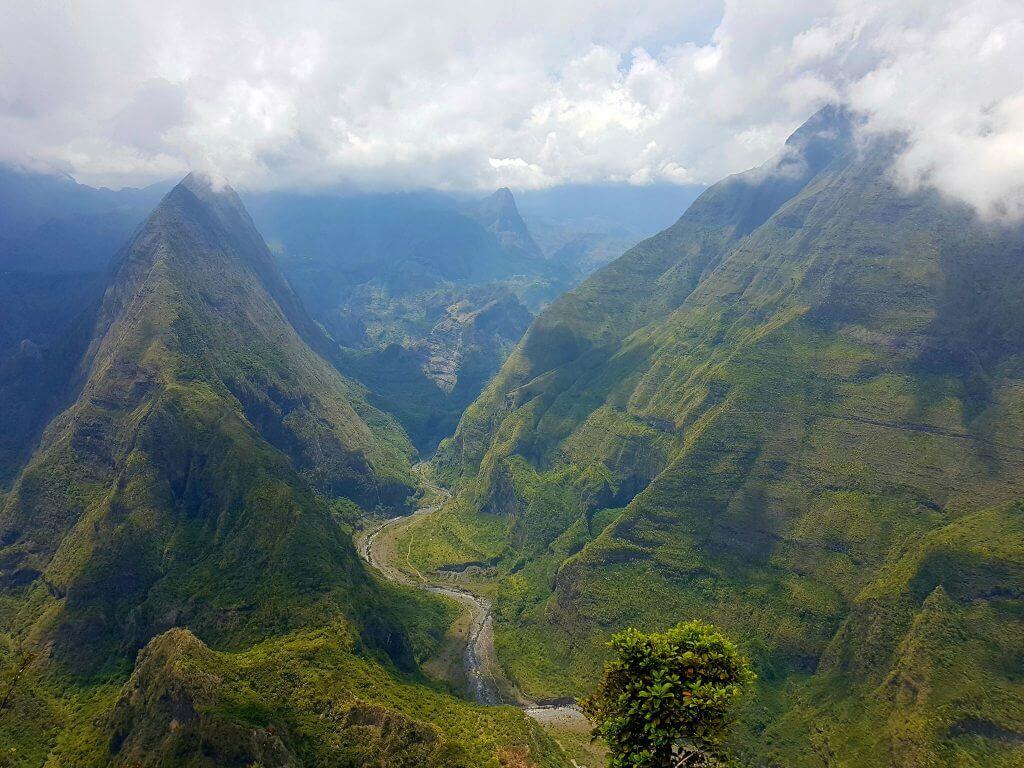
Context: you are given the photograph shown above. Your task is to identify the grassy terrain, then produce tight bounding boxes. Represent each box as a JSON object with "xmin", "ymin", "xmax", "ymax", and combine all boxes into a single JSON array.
[
  {"xmin": 401, "ymin": 108, "xmax": 1024, "ymax": 765},
  {"xmin": 0, "ymin": 175, "xmax": 571, "ymax": 767},
  {"xmin": 0, "ymin": 620, "xmax": 566, "ymax": 768}
]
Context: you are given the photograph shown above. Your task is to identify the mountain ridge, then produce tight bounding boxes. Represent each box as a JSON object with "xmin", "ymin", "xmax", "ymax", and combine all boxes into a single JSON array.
[
  {"xmin": 0, "ymin": 173, "xmax": 415, "ymax": 671},
  {"xmin": 0, "ymin": 172, "xmax": 570, "ymax": 767},
  {"xmin": 408, "ymin": 106, "xmax": 1024, "ymax": 766}
]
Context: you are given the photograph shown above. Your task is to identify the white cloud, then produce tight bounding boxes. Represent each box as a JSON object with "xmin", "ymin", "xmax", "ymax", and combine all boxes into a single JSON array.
[
  {"xmin": 845, "ymin": 1, "xmax": 1024, "ymax": 220},
  {"xmin": 0, "ymin": 0, "xmax": 1021, "ymax": 218}
]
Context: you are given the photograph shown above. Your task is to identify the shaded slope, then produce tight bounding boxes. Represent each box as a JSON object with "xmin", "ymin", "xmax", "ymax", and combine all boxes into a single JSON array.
[
  {"xmin": 414, "ymin": 107, "xmax": 1024, "ymax": 765},
  {"xmin": 0, "ymin": 273, "xmax": 101, "ymax": 485},
  {"xmin": 0, "ymin": 167, "xmax": 171, "ymax": 484},
  {"xmin": 0, "ymin": 173, "xmax": 414, "ymax": 672}
]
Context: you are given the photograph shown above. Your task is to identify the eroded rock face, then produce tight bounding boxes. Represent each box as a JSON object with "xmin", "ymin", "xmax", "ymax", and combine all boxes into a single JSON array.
[
  {"xmin": 107, "ymin": 629, "xmax": 300, "ymax": 768},
  {"xmin": 414, "ymin": 291, "xmax": 532, "ymax": 394}
]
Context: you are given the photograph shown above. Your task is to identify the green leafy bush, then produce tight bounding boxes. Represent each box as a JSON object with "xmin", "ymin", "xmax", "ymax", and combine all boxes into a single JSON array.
[{"xmin": 582, "ymin": 621, "xmax": 754, "ymax": 767}]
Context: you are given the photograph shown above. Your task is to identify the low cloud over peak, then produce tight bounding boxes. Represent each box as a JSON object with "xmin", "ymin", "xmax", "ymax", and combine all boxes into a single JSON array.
[{"xmin": 1, "ymin": 0, "xmax": 1022, "ymax": 218}]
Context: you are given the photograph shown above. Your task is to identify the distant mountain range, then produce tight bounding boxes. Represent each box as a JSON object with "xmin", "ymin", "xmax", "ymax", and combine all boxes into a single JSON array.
[
  {"xmin": 0, "ymin": 165, "xmax": 171, "ymax": 274},
  {"xmin": 516, "ymin": 182, "xmax": 703, "ymax": 279}
]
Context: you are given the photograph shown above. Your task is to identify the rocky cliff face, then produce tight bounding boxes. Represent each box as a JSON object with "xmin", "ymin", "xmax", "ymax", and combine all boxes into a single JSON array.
[{"xmin": 415, "ymin": 290, "xmax": 533, "ymax": 394}]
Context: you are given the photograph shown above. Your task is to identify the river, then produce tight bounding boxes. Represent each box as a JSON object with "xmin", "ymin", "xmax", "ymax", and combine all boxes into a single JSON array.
[{"xmin": 354, "ymin": 484, "xmax": 589, "ymax": 726}]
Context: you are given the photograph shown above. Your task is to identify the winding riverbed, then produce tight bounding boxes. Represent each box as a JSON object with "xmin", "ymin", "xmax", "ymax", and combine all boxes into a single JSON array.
[{"xmin": 355, "ymin": 485, "xmax": 589, "ymax": 726}]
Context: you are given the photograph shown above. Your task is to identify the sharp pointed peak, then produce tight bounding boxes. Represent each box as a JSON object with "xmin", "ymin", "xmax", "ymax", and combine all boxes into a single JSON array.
[
  {"xmin": 479, "ymin": 186, "xmax": 521, "ymax": 217},
  {"xmin": 161, "ymin": 170, "xmax": 250, "ymax": 224},
  {"xmin": 488, "ymin": 187, "xmax": 517, "ymax": 205},
  {"xmin": 177, "ymin": 170, "xmax": 235, "ymax": 198}
]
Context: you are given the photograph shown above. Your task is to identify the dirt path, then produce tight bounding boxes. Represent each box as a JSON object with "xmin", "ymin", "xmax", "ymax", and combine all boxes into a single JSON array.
[{"xmin": 355, "ymin": 483, "xmax": 590, "ymax": 726}]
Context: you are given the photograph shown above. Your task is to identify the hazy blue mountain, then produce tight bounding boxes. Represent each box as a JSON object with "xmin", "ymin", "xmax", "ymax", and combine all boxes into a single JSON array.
[
  {"xmin": 245, "ymin": 188, "xmax": 564, "ymax": 453},
  {"xmin": 468, "ymin": 186, "xmax": 545, "ymax": 263},
  {"xmin": 516, "ymin": 182, "xmax": 704, "ymax": 276},
  {"xmin": 515, "ymin": 181, "xmax": 704, "ymax": 237},
  {"xmin": 0, "ymin": 164, "xmax": 170, "ymax": 274}
]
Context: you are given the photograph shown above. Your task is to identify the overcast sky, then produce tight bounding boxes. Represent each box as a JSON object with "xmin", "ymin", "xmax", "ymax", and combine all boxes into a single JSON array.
[{"xmin": 1, "ymin": 0, "xmax": 1022, "ymax": 218}]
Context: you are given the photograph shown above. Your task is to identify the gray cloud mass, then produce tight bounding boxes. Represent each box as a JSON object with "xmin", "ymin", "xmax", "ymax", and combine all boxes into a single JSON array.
[{"xmin": 0, "ymin": 0, "xmax": 1021, "ymax": 219}]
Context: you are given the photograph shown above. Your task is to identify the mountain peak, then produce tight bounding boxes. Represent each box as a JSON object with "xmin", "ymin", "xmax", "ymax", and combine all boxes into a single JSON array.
[
  {"xmin": 0, "ymin": 156, "xmax": 414, "ymax": 671},
  {"xmin": 471, "ymin": 186, "xmax": 542, "ymax": 260},
  {"xmin": 170, "ymin": 171, "xmax": 248, "ymax": 220},
  {"xmin": 780, "ymin": 103, "xmax": 856, "ymax": 174},
  {"xmin": 180, "ymin": 169, "xmax": 219, "ymax": 191},
  {"xmin": 480, "ymin": 187, "xmax": 521, "ymax": 219},
  {"xmin": 179, "ymin": 169, "xmax": 232, "ymax": 194},
  {"xmin": 492, "ymin": 186, "xmax": 515, "ymax": 203}
]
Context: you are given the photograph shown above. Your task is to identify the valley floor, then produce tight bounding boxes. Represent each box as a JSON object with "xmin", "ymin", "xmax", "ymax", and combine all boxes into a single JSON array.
[{"xmin": 354, "ymin": 478, "xmax": 604, "ymax": 768}]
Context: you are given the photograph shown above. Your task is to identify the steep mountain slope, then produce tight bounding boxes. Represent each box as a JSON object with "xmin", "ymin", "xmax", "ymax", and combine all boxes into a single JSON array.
[
  {"xmin": 405, "ymin": 107, "xmax": 1024, "ymax": 766},
  {"xmin": 247, "ymin": 188, "xmax": 562, "ymax": 453},
  {"xmin": 0, "ymin": 174, "xmax": 566, "ymax": 767},
  {"xmin": 469, "ymin": 187, "xmax": 544, "ymax": 265},
  {"xmin": 0, "ymin": 172, "xmax": 414, "ymax": 668},
  {"xmin": 0, "ymin": 167, "xmax": 170, "ymax": 484}
]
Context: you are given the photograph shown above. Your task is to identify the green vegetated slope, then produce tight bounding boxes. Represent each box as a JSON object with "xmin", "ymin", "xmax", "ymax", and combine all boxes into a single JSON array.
[
  {"xmin": 0, "ymin": 623, "xmax": 566, "ymax": 768},
  {"xmin": 0, "ymin": 166, "xmax": 170, "ymax": 486},
  {"xmin": 407, "ymin": 107, "xmax": 1024, "ymax": 766},
  {"xmin": 0, "ymin": 175, "xmax": 566, "ymax": 767}
]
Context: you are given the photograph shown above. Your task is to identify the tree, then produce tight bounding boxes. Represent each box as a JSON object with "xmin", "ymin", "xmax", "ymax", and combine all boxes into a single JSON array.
[{"xmin": 581, "ymin": 621, "xmax": 755, "ymax": 768}]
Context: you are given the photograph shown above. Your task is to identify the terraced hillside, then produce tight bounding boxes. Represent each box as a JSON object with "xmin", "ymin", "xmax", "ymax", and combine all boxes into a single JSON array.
[
  {"xmin": 402, "ymin": 107, "xmax": 1024, "ymax": 767},
  {"xmin": 0, "ymin": 175, "xmax": 567, "ymax": 767}
]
